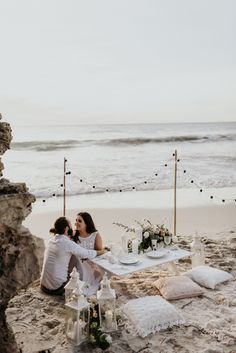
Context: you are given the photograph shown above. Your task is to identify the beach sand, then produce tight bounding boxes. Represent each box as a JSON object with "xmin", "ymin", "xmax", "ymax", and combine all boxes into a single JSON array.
[
  {"xmin": 24, "ymin": 187, "xmax": 236, "ymax": 246},
  {"xmin": 7, "ymin": 188, "xmax": 236, "ymax": 353}
]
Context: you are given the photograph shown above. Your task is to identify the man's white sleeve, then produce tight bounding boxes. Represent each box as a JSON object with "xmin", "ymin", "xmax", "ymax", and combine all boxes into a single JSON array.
[{"xmin": 66, "ymin": 239, "xmax": 97, "ymax": 259}]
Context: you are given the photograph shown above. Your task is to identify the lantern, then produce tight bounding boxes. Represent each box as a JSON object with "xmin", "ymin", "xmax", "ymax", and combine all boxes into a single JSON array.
[
  {"xmin": 65, "ymin": 267, "xmax": 84, "ymax": 302},
  {"xmin": 97, "ymin": 272, "xmax": 117, "ymax": 332},
  {"xmin": 65, "ymin": 281, "xmax": 90, "ymax": 345},
  {"xmin": 190, "ymin": 233, "xmax": 205, "ymax": 268}
]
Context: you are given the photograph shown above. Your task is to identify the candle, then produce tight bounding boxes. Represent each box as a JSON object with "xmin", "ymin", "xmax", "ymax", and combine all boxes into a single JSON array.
[
  {"xmin": 132, "ymin": 239, "xmax": 139, "ymax": 254},
  {"xmin": 121, "ymin": 232, "xmax": 129, "ymax": 253},
  {"xmin": 135, "ymin": 227, "xmax": 143, "ymax": 240},
  {"xmin": 105, "ymin": 310, "xmax": 113, "ymax": 328},
  {"xmin": 66, "ymin": 318, "xmax": 75, "ymax": 340}
]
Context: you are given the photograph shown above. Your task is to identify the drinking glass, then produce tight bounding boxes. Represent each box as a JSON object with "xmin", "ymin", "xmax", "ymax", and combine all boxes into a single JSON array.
[{"xmin": 164, "ymin": 235, "xmax": 172, "ymax": 246}]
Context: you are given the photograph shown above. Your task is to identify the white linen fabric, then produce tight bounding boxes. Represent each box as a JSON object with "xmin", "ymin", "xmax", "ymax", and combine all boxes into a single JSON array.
[
  {"xmin": 123, "ymin": 295, "xmax": 185, "ymax": 337},
  {"xmin": 184, "ymin": 265, "xmax": 233, "ymax": 289},
  {"xmin": 78, "ymin": 232, "xmax": 104, "ymax": 296},
  {"xmin": 41, "ymin": 234, "xmax": 97, "ymax": 290},
  {"xmin": 154, "ymin": 275, "xmax": 204, "ymax": 300}
]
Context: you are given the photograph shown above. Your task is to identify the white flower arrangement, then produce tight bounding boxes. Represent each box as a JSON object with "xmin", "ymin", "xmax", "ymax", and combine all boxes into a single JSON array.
[{"xmin": 114, "ymin": 219, "xmax": 173, "ymax": 252}]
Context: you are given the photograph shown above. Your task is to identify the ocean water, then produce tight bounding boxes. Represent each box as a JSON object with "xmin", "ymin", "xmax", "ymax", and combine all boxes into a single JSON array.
[{"xmin": 3, "ymin": 122, "xmax": 236, "ymax": 201}]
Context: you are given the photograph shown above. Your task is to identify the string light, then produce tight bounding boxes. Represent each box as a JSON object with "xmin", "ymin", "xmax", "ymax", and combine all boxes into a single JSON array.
[
  {"xmin": 41, "ymin": 154, "xmax": 235, "ymax": 205},
  {"xmin": 178, "ymin": 161, "xmax": 235, "ymax": 203}
]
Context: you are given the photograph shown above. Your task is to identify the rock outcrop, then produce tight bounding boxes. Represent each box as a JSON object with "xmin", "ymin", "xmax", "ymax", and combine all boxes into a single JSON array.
[
  {"xmin": 0, "ymin": 113, "xmax": 12, "ymax": 177},
  {"xmin": 0, "ymin": 114, "xmax": 44, "ymax": 353}
]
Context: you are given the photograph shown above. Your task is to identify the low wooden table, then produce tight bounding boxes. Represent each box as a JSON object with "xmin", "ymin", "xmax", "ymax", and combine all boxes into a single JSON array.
[{"xmin": 91, "ymin": 248, "xmax": 192, "ymax": 277}]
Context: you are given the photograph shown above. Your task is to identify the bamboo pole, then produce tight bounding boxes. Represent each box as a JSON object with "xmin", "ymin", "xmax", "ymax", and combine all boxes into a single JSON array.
[
  {"xmin": 63, "ymin": 157, "xmax": 67, "ymax": 217},
  {"xmin": 173, "ymin": 150, "xmax": 177, "ymax": 236}
]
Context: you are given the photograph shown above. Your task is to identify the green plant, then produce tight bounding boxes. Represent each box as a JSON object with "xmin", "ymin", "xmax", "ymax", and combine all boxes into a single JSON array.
[{"xmin": 88, "ymin": 300, "xmax": 112, "ymax": 350}]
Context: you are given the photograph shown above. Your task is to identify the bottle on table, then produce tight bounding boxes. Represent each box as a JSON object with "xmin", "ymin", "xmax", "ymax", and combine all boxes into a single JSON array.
[{"xmin": 190, "ymin": 232, "xmax": 205, "ymax": 268}]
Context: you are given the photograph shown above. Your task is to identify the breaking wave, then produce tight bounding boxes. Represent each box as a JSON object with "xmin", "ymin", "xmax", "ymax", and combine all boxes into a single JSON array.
[{"xmin": 11, "ymin": 133, "xmax": 236, "ymax": 151}]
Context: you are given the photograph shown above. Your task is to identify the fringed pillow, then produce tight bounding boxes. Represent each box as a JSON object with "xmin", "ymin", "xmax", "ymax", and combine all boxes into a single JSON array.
[
  {"xmin": 184, "ymin": 266, "xmax": 233, "ymax": 289},
  {"xmin": 122, "ymin": 295, "xmax": 185, "ymax": 337},
  {"xmin": 153, "ymin": 275, "xmax": 204, "ymax": 300}
]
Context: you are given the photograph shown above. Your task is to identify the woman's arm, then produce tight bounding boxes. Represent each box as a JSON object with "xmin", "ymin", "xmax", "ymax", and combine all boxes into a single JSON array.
[{"xmin": 95, "ymin": 232, "xmax": 103, "ymax": 250}]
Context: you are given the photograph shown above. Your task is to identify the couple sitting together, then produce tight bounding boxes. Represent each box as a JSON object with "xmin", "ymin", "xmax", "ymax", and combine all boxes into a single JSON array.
[{"xmin": 40, "ymin": 212, "xmax": 106, "ymax": 296}]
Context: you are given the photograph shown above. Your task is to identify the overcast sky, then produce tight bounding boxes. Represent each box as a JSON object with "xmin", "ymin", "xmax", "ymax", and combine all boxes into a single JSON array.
[{"xmin": 0, "ymin": 0, "xmax": 235, "ymax": 126}]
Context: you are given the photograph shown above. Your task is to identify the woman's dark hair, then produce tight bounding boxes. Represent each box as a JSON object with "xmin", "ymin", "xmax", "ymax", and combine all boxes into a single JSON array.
[
  {"xmin": 78, "ymin": 212, "xmax": 97, "ymax": 234},
  {"xmin": 50, "ymin": 217, "xmax": 70, "ymax": 235}
]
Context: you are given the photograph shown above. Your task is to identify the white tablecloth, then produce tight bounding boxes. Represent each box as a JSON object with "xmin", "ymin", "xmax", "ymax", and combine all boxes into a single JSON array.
[{"xmin": 91, "ymin": 248, "xmax": 192, "ymax": 276}]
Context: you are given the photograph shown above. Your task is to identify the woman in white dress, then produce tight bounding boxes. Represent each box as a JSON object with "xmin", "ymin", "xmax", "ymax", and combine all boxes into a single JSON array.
[{"xmin": 73, "ymin": 212, "xmax": 104, "ymax": 296}]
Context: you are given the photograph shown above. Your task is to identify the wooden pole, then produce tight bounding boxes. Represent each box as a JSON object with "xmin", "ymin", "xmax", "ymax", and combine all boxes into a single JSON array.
[
  {"xmin": 63, "ymin": 157, "xmax": 67, "ymax": 217},
  {"xmin": 173, "ymin": 150, "xmax": 177, "ymax": 236}
]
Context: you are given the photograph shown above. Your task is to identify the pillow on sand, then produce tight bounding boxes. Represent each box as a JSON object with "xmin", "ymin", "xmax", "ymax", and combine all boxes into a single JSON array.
[
  {"xmin": 153, "ymin": 275, "xmax": 204, "ymax": 300},
  {"xmin": 184, "ymin": 266, "xmax": 233, "ymax": 289},
  {"xmin": 122, "ymin": 295, "xmax": 185, "ymax": 337}
]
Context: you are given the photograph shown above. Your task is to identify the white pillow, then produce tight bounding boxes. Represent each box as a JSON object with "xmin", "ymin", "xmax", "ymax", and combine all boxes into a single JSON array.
[
  {"xmin": 184, "ymin": 266, "xmax": 233, "ymax": 289},
  {"xmin": 122, "ymin": 295, "xmax": 185, "ymax": 337},
  {"xmin": 153, "ymin": 275, "xmax": 205, "ymax": 300}
]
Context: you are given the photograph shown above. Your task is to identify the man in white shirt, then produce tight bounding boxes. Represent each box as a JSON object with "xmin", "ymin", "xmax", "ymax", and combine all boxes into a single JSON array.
[{"xmin": 40, "ymin": 217, "xmax": 105, "ymax": 295}]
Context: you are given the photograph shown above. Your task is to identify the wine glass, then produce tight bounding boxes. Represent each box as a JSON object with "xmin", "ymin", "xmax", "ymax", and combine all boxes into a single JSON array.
[{"xmin": 164, "ymin": 235, "xmax": 172, "ymax": 247}]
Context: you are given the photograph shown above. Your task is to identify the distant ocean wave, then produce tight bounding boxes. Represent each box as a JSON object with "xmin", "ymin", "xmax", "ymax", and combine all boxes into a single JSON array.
[{"xmin": 11, "ymin": 133, "xmax": 236, "ymax": 151}]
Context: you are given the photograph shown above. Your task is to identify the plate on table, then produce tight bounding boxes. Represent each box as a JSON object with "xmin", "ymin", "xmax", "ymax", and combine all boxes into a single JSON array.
[
  {"xmin": 119, "ymin": 257, "xmax": 140, "ymax": 265},
  {"xmin": 146, "ymin": 250, "xmax": 166, "ymax": 259}
]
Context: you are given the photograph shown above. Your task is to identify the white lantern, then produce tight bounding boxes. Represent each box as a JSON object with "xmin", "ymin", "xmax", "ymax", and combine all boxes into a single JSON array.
[
  {"xmin": 65, "ymin": 267, "xmax": 85, "ymax": 302},
  {"xmin": 97, "ymin": 272, "xmax": 117, "ymax": 332},
  {"xmin": 190, "ymin": 233, "xmax": 205, "ymax": 268},
  {"xmin": 65, "ymin": 282, "xmax": 90, "ymax": 346}
]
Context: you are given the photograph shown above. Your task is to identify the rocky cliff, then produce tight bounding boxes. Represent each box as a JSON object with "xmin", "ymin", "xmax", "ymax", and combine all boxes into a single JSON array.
[{"xmin": 0, "ymin": 114, "xmax": 44, "ymax": 353}]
